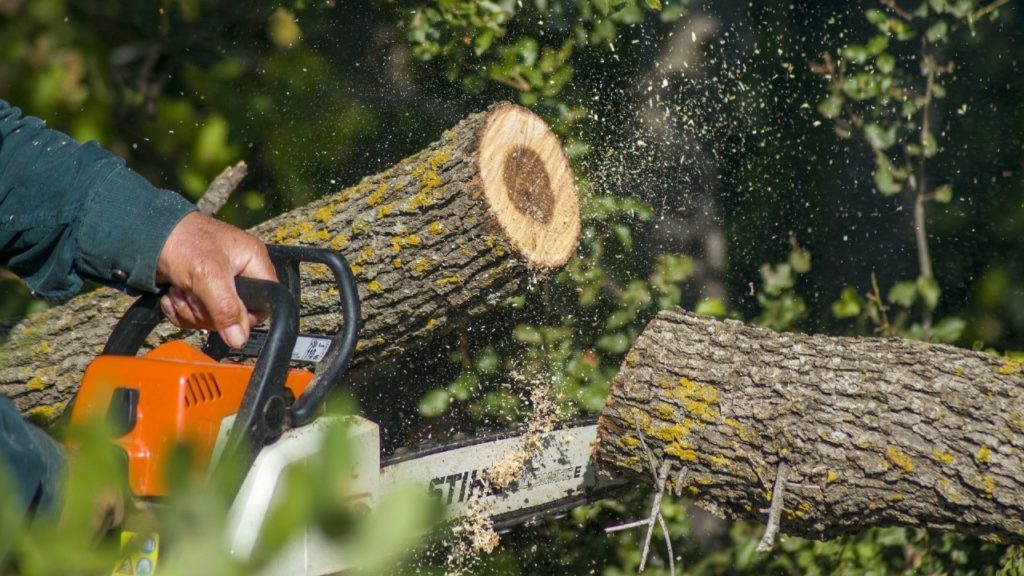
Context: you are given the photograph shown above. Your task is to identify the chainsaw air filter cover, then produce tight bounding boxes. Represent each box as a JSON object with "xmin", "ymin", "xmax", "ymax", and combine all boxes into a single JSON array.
[{"xmin": 70, "ymin": 340, "xmax": 314, "ymax": 497}]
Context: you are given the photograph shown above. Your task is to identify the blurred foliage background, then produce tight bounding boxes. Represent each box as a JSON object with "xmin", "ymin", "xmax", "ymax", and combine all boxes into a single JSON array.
[{"xmin": 1, "ymin": 0, "xmax": 1024, "ymax": 573}]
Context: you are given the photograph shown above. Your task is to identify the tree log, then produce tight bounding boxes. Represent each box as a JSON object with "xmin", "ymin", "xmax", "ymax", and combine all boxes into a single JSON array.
[
  {"xmin": 0, "ymin": 102, "xmax": 579, "ymax": 424},
  {"xmin": 596, "ymin": 309, "xmax": 1024, "ymax": 544}
]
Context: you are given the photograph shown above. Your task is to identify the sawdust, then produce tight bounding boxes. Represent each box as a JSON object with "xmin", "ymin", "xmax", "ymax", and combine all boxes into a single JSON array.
[
  {"xmin": 443, "ymin": 501, "xmax": 500, "ymax": 575},
  {"xmin": 441, "ymin": 368, "xmax": 563, "ymax": 574},
  {"xmin": 486, "ymin": 382, "xmax": 560, "ymax": 489}
]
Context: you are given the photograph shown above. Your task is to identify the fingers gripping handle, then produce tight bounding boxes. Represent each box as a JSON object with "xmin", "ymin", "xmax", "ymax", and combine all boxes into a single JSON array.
[{"xmin": 103, "ymin": 277, "xmax": 298, "ymax": 359}]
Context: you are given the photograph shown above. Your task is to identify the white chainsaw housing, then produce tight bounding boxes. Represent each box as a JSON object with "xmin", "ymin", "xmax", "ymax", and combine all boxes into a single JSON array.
[
  {"xmin": 225, "ymin": 415, "xmax": 380, "ymax": 576},
  {"xmin": 214, "ymin": 417, "xmax": 609, "ymax": 576}
]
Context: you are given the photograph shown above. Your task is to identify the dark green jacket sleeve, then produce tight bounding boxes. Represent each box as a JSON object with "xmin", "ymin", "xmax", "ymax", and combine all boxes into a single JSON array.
[
  {"xmin": 0, "ymin": 98, "xmax": 196, "ymax": 301},
  {"xmin": 0, "ymin": 396, "xmax": 63, "ymax": 517}
]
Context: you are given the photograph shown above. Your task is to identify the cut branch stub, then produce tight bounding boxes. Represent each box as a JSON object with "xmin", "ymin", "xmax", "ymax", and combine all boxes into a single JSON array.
[
  {"xmin": 597, "ymin": 309, "xmax": 1024, "ymax": 544},
  {"xmin": 0, "ymin": 102, "xmax": 580, "ymax": 424}
]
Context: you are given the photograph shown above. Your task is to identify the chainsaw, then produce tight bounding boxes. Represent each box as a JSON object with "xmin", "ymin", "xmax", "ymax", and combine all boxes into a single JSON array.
[{"xmin": 67, "ymin": 244, "xmax": 622, "ymax": 576}]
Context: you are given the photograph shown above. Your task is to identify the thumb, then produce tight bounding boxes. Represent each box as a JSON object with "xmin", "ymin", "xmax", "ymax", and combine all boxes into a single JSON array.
[{"xmin": 192, "ymin": 271, "xmax": 250, "ymax": 349}]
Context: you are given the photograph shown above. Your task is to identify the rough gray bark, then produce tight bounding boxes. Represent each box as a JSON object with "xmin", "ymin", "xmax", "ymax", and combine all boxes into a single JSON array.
[
  {"xmin": 596, "ymin": 309, "xmax": 1024, "ymax": 544},
  {"xmin": 0, "ymin": 102, "xmax": 579, "ymax": 425}
]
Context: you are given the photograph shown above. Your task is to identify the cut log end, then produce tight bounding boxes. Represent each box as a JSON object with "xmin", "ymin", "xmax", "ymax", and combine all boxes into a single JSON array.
[{"xmin": 477, "ymin": 103, "xmax": 580, "ymax": 269}]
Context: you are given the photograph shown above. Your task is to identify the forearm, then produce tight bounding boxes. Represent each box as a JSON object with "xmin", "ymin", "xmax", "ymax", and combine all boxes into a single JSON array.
[{"xmin": 0, "ymin": 99, "xmax": 195, "ymax": 301}]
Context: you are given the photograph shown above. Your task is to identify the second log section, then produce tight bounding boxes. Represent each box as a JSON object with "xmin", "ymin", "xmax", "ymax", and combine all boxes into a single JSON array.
[{"xmin": 597, "ymin": 309, "xmax": 1024, "ymax": 544}]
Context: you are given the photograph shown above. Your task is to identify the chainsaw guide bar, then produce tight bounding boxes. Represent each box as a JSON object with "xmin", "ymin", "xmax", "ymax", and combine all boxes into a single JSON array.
[{"xmin": 380, "ymin": 418, "xmax": 625, "ymax": 530}]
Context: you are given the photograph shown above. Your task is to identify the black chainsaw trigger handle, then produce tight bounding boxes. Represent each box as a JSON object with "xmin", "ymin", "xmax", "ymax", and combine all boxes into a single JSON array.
[
  {"xmin": 220, "ymin": 277, "xmax": 299, "ymax": 470},
  {"xmin": 263, "ymin": 244, "xmax": 361, "ymax": 427},
  {"xmin": 102, "ymin": 292, "xmax": 165, "ymax": 357}
]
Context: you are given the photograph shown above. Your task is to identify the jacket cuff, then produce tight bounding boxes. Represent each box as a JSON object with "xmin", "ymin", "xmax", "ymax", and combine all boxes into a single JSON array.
[{"xmin": 76, "ymin": 163, "xmax": 196, "ymax": 293}]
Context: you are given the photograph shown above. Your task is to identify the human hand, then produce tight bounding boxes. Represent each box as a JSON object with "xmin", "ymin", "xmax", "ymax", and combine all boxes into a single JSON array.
[{"xmin": 155, "ymin": 212, "xmax": 277, "ymax": 348}]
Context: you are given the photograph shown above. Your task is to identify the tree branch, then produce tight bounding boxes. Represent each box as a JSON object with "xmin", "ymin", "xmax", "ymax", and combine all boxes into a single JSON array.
[{"xmin": 196, "ymin": 161, "xmax": 248, "ymax": 216}]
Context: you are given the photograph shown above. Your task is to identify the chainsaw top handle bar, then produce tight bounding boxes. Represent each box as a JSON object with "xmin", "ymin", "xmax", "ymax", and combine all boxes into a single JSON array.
[
  {"xmin": 263, "ymin": 244, "xmax": 361, "ymax": 426},
  {"xmin": 102, "ymin": 244, "xmax": 361, "ymax": 430}
]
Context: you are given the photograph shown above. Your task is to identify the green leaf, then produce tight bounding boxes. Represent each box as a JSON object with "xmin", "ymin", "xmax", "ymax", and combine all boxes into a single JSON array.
[
  {"xmin": 875, "ymin": 527, "xmax": 910, "ymax": 547},
  {"xmin": 612, "ymin": 223, "xmax": 633, "ymax": 250},
  {"xmin": 832, "ymin": 286, "xmax": 863, "ymax": 319},
  {"xmin": 873, "ymin": 156, "xmax": 904, "ymax": 195},
  {"xmin": 933, "ymin": 184, "xmax": 953, "ymax": 203},
  {"xmin": 931, "ymin": 317, "xmax": 966, "ymax": 343},
  {"xmin": 474, "ymin": 347, "xmax": 500, "ymax": 375},
  {"xmin": 929, "ymin": 0, "xmax": 947, "ymax": 13},
  {"xmin": 513, "ymin": 324, "xmax": 543, "ymax": 345},
  {"xmin": 865, "ymin": 9, "xmax": 888, "ymax": 26},
  {"xmin": 592, "ymin": 0, "xmax": 610, "ymax": 16},
  {"xmin": 606, "ymin": 308, "xmax": 637, "ymax": 330},
  {"xmin": 864, "ymin": 123, "xmax": 896, "ymax": 150},
  {"xmin": 474, "ymin": 29, "xmax": 495, "ymax": 56},
  {"xmin": 926, "ymin": 20, "xmax": 948, "ymax": 42},
  {"xmin": 788, "ymin": 248, "xmax": 812, "ymax": 274},
  {"xmin": 694, "ymin": 297, "xmax": 726, "ymax": 317},
  {"xmin": 418, "ymin": 389, "xmax": 450, "ymax": 417},
  {"xmin": 596, "ymin": 332, "xmax": 631, "ymax": 354},
  {"xmin": 504, "ymin": 294, "xmax": 526, "ymax": 308},
  {"xmin": 448, "ymin": 373, "xmax": 479, "ymax": 401},
  {"xmin": 654, "ymin": 254, "xmax": 695, "ymax": 284},
  {"xmin": 760, "ymin": 263, "xmax": 795, "ymax": 296},
  {"xmin": 888, "ymin": 281, "xmax": 918, "ymax": 307},
  {"xmin": 841, "ymin": 44, "xmax": 870, "ymax": 64},
  {"xmin": 923, "ymin": 129, "xmax": 938, "ymax": 158},
  {"xmin": 817, "ymin": 94, "xmax": 843, "ymax": 119},
  {"xmin": 917, "ymin": 275, "xmax": 941, "ymax": 310},
  {"xmin": 644, "ymin": 0, "xmax": 662, "ymax": 11},
  {"xmin": 578, "ymin": 384, "xmax": 610, "ymax": 412},
  {"xmin": 622, "ymin": 280, "xmax": 652, "ymax": 308},
  {"xmin": 876, "ymin": 53, "xmax": 896, "ymax": 74},
  {"xmin": 867, "ymin": 35, "xmax": 889, "ymax": 55}
]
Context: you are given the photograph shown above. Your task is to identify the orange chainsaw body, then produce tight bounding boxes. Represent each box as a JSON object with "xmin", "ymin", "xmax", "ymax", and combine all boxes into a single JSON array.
[{"xmin": 69, "ymin": 340, "xmax": 314, "ymax": 498}]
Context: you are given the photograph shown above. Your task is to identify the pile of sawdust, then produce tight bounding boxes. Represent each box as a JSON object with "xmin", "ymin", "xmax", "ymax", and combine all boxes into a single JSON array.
[
  {"xmin": 443, "ymin": 501, "xmax": 500, "ymax": 575},
  {"xmin": 442, "ymin": 368, "xmax": 564, "ymax": 573}
]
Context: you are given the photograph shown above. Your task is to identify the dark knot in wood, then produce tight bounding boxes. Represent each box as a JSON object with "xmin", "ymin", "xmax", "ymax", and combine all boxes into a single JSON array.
[{"xmin": 502, "ymin": 146, "xmax": 554, "ymax": 224}]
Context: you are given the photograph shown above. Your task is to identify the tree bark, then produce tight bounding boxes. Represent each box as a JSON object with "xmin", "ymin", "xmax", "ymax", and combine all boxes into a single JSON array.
[
  {"xmin": 596, "ymin": 309, "xmax": 1024, "ymax": 544},
  {"xmin": 1, "ymin": 102, "xmax": 580, "ymax": 425}
]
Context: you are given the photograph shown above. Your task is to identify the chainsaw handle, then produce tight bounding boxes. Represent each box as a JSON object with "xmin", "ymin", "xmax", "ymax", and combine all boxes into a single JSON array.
[
  {"xmin": 263, "ymin": 245, "xmax": 361, "ymax": 427},
  {"xmin": 102, "ymin": 278, "xmax": 297, "ymax": 358},
  {"xmin": 221, "ymin": 278, "xmax": 299, "ymax": 467}
]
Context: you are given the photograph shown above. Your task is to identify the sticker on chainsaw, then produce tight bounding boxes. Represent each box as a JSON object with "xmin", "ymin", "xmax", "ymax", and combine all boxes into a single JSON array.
[
  {"xmin": 112, "ymin": 531, "xmax": 159, "ymax": 576},
  {"xmin": 430, "ymin": 464, "xmax": 584, "ymax": 504},
  {"xmin": 231, "ymin": 330, "xmax": 332, "ymax": 363}
]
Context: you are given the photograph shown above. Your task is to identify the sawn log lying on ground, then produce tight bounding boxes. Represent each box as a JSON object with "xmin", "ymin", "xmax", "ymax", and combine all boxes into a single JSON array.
[
  {"xmin": 596, "ymin": 309, "xmax": 1024, "ymax": 544},
  {"xmin": 1, "ymin": 102, "xmax": 580, "ymax": 424}
]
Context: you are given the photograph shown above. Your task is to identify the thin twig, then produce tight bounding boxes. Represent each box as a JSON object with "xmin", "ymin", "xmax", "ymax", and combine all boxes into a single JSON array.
[
  {"xmin": 196, "ymin": 161, "xmax": 248, "ymax": 216},
  {"xmin": 659, "ymin": 510, "xmax": 675, "ymax": 573},
  {"xmin": 605, "ymin": 519, "xmax": 652, "ymax": 533},
  {"xmin": 915, "ymin": 45, "xmax": 937, "ymax": 338},
  {"xmin": 867, "ymin": 271, "xmax": 892, "ymax": 336},
  {"xmin": 672, "ymin": 465, "xmax": 690, "ymax": 497},
  {"xmin": 602, "ymin": 417, "xmax": 679, "ymax": 575},
  {"xmin": 976, "ymin": 0, "xmax": 1010, "ymax": 19},
  {"xmin": 881, "ymin": 0, "xmax": 912, "ymax": 21},
  {"xmin": 639, "ymin": 460, "xmax": 672, "ymax": 572},
  {"xmin": 757, "ymin": 461, "xmax": 790, "ymax": 553}
]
